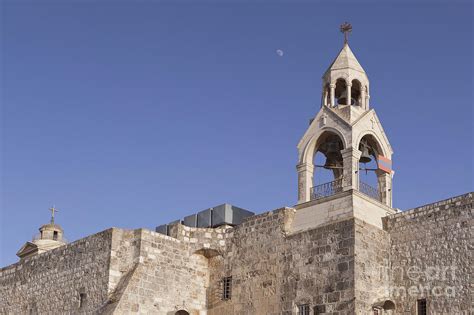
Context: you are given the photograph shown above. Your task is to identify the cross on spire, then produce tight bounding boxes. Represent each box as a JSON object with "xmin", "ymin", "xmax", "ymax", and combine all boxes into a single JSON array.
[
  {"xmin": 340, "ymin": 22, "xmax": 352, "ymax": 45},
  {"xmin": 49, "ymin": 205, "xmax": 59, "ymax": 224}
]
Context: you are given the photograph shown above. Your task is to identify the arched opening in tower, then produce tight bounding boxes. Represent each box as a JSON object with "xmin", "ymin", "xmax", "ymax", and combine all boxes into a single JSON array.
[
  {"xmin": 351, "ymin": 79, "xmax": 362, "ymax": 106},
  {"xmin": 358, "ymin": 134, "xmax": 383, "ymax": 201},
  {"xmin": 313, "ymin": 131, "xmax": 344, "ymax": 190},
  {"xmin": 334, "ymin": 78, "xmax": 347, "ymax": 106}
]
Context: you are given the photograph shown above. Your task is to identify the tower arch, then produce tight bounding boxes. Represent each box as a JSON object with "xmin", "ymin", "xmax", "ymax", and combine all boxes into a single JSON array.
[
  {"xmin": 355, "ymin": 132, "xmax": 393, "ymax": 206},
  {"xmin": 334, "ymin": 78, "xmax": 348, "ymax": 105},
  {"xmin": 297, "ymin": 128, "xmax": 348, "ymax": 203},
  {"xmin": 355, "ymin": 130, "xmax": 391, "ymax": 159},
  {"xmin": 300, "ymin": 127, "xmax": 348, "ymax": 165},
  {"xmin": 351, "ymin": 79, "xmax": 362, "ymax": 106}
]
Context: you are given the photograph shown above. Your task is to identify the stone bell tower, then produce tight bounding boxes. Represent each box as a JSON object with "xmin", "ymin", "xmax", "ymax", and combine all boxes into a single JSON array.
[{"xmin": 296, "ymin": 23, "xmax": 394, "ymax": 209}]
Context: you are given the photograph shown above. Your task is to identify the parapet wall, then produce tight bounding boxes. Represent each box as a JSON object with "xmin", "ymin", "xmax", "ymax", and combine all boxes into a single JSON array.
[{"xmin": 384, "ymin": 192, "xmax": 473, "ymax": 314}]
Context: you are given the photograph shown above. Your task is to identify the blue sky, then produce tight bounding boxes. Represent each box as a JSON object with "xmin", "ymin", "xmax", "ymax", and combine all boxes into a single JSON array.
[{"xmin": 1, "ymin": 1, "xmax": 472, "ymax": 266}]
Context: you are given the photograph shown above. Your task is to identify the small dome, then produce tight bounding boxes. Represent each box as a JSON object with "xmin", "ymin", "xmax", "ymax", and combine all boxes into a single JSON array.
[{"xmin": 39, "ymin": 223, "xmax": 63, "ymax": 232}]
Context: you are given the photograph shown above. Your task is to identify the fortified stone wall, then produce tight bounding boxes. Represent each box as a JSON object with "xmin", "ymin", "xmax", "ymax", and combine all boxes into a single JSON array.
[
  {"xmin": 103, "ymin": 225, "xmax": 229, "ymax": 314},
  {"xmin": 354, "ymin": 218, "xmax": 390, "ymax": 313},
  {"xmin": 0, "ymin": 229, "xmax": 113, "ymax": 314},
  {"xmin": 2, "ymin": 193, "xmax": 471, "ymax": 314},
  {"xmin": 206, "ymin": 207, "xmax": 357, "ymax": 315},
  {"xmin": 0, "ymin": 225, "xmax": 230, "ymax": 315},
  {"xmin": 384, "ymin": 192, "xmax": 473, "ymax": 314},
  {"xmin": 282, "ymin": 218, "xmax": 356, "ymax": 315},
  {"xmin": 207, "ymin": 208, "xmax": 291, "ymax": 315},
  {"xmin": 106, "ymin": 229, "xmax": 208, "ymax": 314}
]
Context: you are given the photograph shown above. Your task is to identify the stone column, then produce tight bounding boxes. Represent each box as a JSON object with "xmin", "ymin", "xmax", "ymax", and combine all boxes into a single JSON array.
[
  {"xmin": 341, "ymin": 148, "xmax": 362, "ymax": 191},
  {"xmin": 377, "ymin": 172, "xmax": 392, "ymax": 207},
  {"xmin": 297, "ymin": 162, "xmax": 314, "ymax": 204},
  {"xmin": 323, "ymin": 89, "xmax": 328, "ymax": 106},
  {"xmin": 346, "ymin": 82, "xmax": 352, "ymax": 105},
  {"xmin": 330, "ymin": 83, "xmax": 336, "ymax": 107},
  {"xmin": 360, "ymin": 86, "xmax": 366, "ymax": 109}
]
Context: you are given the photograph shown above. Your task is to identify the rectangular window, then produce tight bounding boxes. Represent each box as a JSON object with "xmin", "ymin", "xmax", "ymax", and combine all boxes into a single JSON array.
[
  {"xmin": 222, "ymin": 276, "xmax": 232, "ymax": 300},
  {"xmin": 298, "ymin": 304, "xmax": 310, "ymax": 315},
  {"xmin": 417, "ymin": 299, "xmax": 427, "ymax": 315},
  {"xmin": 79, "ymin": 293, "xmax": 86, "ymax": 309}
]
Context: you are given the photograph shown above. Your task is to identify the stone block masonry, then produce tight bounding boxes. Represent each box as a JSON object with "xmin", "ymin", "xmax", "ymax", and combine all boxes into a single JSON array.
[
  {"xmin": 384, "ymin": 193, "xmax": 473, "ymax": 314},
  {"xmin": 206, "ymin": 208, "xmax": 357, "ymax": 315},
  {"xmin": 0, "ymin": 193, "xmax": 471, "ymax": 314},
  {"xmin": 0, "ymin": 223, "xmax": 230, "ymax": 314},
  {"xmin": 0, "ymin": 229, "xmax": 113, "ymax": 314}
]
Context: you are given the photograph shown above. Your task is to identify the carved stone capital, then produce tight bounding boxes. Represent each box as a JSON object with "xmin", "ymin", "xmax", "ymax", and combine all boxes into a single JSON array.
[
  {"xmin": 341, "ymin": 148, "xmax": 362, "ymax": 159},
  {"xmin": 296, "ymin": 162, "xmax": 314, "ymax": 173}
]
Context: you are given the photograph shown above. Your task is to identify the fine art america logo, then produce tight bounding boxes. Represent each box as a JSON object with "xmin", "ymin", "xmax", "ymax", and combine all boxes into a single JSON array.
[{"xmin": 373, "ymin": 260, "xmax": 457, "ymax": 297}]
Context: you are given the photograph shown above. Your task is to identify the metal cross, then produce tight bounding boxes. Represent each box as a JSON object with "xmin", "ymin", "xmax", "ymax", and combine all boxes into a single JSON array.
[
  {"xmin": 49, "ymin": 205, "xmax": 59, "ymax": 224},
  {"xmin": 340, "ymin": 22, "xmax": 352, "ymax": 44}
]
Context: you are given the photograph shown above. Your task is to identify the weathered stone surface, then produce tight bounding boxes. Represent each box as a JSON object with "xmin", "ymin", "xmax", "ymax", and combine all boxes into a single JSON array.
[
  {"xmin": 0, "ymin": 229, "xmax": 112, "ymax": 314},
  {"xmin": 0, "ymin": 193, "xmax": 472, "ymax": 314},
  {"xmin": 383, "ymin": 193, "xmax": 473, "ymax": 314}
]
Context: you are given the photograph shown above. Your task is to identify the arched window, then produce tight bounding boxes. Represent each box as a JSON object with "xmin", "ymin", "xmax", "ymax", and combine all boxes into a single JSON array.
[
  {"xmin": 351, "ymin": 79, "xmax": 362, "ymax": 106},
  {"xmin": 175, "ymin": 310, "xmax": 189, "ymax": 315},
  {"xmin": 358, "ymin": 134, "xmax": 384, "ymax": 201},
  {"xmin": 334, "ymin": 78, "xmax": 347, "ymax": 105},
  {"xmin": 312, "ymin": 131, "xmax": 344, "ymax": 199}
]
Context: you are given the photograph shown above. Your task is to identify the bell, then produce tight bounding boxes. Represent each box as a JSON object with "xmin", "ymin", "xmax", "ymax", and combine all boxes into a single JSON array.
[
  {"xmin": 323, "ymin": 140, "xmax": 341, "ymax": 169},
  {"xmin": 324, "ymin": 157, "xmax": 338, "ymax": 169},
  {"xmin": 325, "ymin": 140, "xmax": 340, "ymax": 157},
  {"xmin": 359, "ymin": 145, "xmax": 372, "ymax": 164},
  {"xmin": 338, "ymin": 90, "xmax": 356, "ymax": 106}
]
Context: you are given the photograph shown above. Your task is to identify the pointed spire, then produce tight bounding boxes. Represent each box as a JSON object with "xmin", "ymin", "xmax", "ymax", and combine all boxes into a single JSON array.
[
  {"xmin": 324, "ymin": 23, "xmax": 365, "ymax": 75},
  {"xmin": 325, "ymin": 43, "xmax": 366, "ymax": 75}
]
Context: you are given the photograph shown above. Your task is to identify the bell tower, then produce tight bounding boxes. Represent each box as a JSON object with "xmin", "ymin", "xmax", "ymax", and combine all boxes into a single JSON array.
[{"xmin": 296, "ymin": 23, "xmax": 394, "ymax": 208}]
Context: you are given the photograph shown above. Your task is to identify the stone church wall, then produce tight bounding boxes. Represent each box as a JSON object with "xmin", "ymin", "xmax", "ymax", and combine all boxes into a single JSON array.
[
  {"xmin": 353, "ymin": 218, "xmax": 390, "ymax": 313},
  {"xmin": 0, "ymin": 229, "xmax": 113, "ymax": 314},
  {"xmin": 0, "ymin": 225, "xmax": 229, "ymax": 315},
  {"xmin": 281, "ymin": 218, "xmax": 356, "ymax": 315},
  {"xmin": 2, "ymin": 193, "xmax": 471, "ymax": 314},
  {"xmin": 206, "ymin": 207, "xmax": 356, "ymax": 315},
  {"xmin": 384, "ymin": 193, "xmax": 473, "ymax": 314},
  {"xmin": 105, "ymin": 229, "xmax": 211, "ymax": 314},
  {"xmin": 207, "ymin": 208, "xmax": 290, "ymax": 315}
]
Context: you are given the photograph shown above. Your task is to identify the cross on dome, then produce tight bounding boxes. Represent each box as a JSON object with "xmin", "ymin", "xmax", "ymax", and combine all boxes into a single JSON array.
[{"xmin": 49, "ymin": 205, "xmax": 59, "ymax": 224}]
